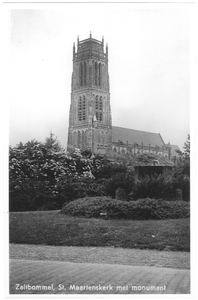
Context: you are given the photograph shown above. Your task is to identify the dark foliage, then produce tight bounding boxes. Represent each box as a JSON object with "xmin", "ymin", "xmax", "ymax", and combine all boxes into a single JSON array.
[
  {"xmin": 132, "ymin": 173, "xmax": 174, "ymax": 200},
  {"xmin": 56, "ymin": 177, "xmax": 106, "ymax": 202},
  {"xmin": 31, "ymin": 194, "xmax": 67, "ymax": 211},
  {"xmin": 102, "ymin": 172, "xmax": 135, "ymax": 198}
]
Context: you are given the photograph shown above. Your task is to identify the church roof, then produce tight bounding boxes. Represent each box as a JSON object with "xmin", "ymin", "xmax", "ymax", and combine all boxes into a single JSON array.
[{"xmin": 112, "ymin": 126, "xmax": 165, "ymax": 148}]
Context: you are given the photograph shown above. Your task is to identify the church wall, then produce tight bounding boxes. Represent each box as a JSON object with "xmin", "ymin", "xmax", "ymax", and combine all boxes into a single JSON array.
[{"xmin": 112, "ymin": 142, "xmax": 169, "ymax": 158}]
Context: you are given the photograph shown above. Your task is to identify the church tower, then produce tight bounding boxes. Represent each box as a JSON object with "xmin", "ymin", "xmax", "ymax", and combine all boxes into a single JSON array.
[{"xmin": 67, "ymin": 33, "xmax": 112, "ymax": 154}]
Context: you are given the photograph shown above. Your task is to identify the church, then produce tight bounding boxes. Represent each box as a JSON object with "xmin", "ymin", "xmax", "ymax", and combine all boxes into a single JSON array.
[{"xmin": 67, "ymin": 34, "xmax": 179, "ymax": 160}]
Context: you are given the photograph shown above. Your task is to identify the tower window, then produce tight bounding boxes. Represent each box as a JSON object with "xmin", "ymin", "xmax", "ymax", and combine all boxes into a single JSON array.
[
  {"xmin": 95, "ymin": 95, "xmax": 103, "ymax": 121},
  {"xmin": 95, "ymin": 62, "xmax": 98, "ymax": 86},
  {"xmin": 83, "ymin": 61, "xmax": 86, "ymax": 85},
  {"xmin": 78, "ymin": 96, "xmax": 86, "ymax": 121},
  {"xmin": 80, "ymin": 63, "xmax": 83, "ymax": 86},
  {"xmin": 95, "ymin": 95, "xmax": 99, "ymax": 110},
  {"xmin": 99, "ymin": 96, "xmax": 103, "ymax": 110},
  {"xmin": 99, "ymin": 63, "xmax": 102, "ymax": 86},
  {"xmin": 80, "ymin": 62, "xmax": 87, "ymax": 86}
]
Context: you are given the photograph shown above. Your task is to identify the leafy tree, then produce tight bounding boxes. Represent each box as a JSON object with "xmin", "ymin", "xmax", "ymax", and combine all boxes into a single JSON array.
[
  {"xmin": 174, "ymin": 135, "xmax": 190, "ymax": 177},
  {"xmin": 9, "ymin": 136, "xmax": 96, "ymax": 211},
  {"xmin": 183, "ymin": 134, "xmax": 190, "ymax": 159},
  {"xmin": 176, "ymin": 134, "xmax": 190, "ymax": 159},
  {"xmin": 172, "ymin": 135, "xmax": 190, "ymax": 201}
]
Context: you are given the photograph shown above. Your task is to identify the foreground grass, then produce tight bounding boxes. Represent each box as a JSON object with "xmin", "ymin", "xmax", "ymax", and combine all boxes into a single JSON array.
[{"xmin": 9, "ymin": 211, "xmax": 190, "ymax": 251}]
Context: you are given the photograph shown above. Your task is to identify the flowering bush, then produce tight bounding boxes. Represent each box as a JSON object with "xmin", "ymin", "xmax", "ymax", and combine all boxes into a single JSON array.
[{"xmin": 9, "ymin": 136, "xmax": 95, "ymax": 211}]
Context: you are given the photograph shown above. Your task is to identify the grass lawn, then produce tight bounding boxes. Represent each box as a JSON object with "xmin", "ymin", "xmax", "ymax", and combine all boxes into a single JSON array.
[{"xmin": 9, "ymin": 211, "xmax": 190, "ymax": 252}]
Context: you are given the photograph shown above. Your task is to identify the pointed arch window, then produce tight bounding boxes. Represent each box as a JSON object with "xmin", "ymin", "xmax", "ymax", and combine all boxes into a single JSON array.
[
  {"xmin": 99, "ymin": 63, "xmax": 102, "ymax": 86},
  {"xmin": 95, "ymin": 95, "xmax": 103, "ymax": 121},
  {"xmin": 80, "ymin": 63, "xmax": 83, "ymax": 86},
  {"xmin": 95, "ymin": 62, "xmax": 98, "ymax": 86},
  {"xmin": 78, "ymin": 96, "xmax": 86, "ymax": 121},
  {"xmin": 83, "ymin": 61, "xmax": 87, "ymax": 85}
]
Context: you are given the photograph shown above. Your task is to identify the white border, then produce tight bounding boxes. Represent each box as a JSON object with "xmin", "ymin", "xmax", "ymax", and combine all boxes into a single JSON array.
[{"xmin": 2, "ymin": 1, "xmax": 197, "ymax": 300}]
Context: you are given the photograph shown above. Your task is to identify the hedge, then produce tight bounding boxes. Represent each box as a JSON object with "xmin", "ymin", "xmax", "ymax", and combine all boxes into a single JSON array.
[{"xmin": 61, "ymin": 196, "xmax": 190, "ymax": 220}]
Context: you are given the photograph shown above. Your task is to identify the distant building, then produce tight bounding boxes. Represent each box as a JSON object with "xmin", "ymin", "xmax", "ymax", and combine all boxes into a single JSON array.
[{"xmin": 67, "ymin": 34, "xmax": 179, "ymax": 158}]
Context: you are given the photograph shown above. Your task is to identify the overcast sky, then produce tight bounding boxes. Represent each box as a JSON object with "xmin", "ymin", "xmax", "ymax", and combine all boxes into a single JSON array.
[{"xmin": 8, "ymin": 4, "xmax": 192, "ymax": 150}]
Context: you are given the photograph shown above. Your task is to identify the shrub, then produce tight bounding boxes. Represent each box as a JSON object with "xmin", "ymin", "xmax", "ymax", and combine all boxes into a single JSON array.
[
  {"xmin": 61, "ymin": 196, "xmax": 113, "ymax": 218},
  {"xmin": 172, "ymin": 174, "xmax": 190, "ymax": 202},
  {"xmin": 132, "ymin": 173, "xmax": 175, "ymax": 200},
  {"xmin": 56, "ymin": 177, "xmax": 106, "ymax": 202},
  {"xmin": 132, "ymin": 173, "xmax": 190, "ymax": 202},
  {"xmin": 102, "ymin": 172, "xmax": 135, "ymax": 198},
  {"xmin": 61, "ymin": 196, "xmax": 190, "ymax": 220}
]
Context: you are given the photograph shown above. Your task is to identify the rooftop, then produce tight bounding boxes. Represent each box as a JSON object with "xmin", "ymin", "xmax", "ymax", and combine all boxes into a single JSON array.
[{"xmin": 112, "ymin": 126, "xmax": 165, "ymax": 148}]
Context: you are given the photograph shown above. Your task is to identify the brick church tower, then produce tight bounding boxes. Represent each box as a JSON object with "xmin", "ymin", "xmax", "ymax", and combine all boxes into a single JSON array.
[{"xmin": 67, "ymin": 33, "xmax": 112, "ymax": 154}]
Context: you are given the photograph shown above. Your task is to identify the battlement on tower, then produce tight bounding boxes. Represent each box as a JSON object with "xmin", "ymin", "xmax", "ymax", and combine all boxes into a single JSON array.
[{"xmin": 73, "ymin": 34, "xmax": 108, "ymax": 61}]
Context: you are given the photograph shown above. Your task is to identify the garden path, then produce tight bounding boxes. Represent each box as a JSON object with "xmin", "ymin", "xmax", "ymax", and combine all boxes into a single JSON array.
[
  {"xmin": 10, "ymin": 243, "xmax": 190, "ymax": 269},
  {"xmin": 9, "ymin": 259, "xmax": 190, "ymax": 294}
]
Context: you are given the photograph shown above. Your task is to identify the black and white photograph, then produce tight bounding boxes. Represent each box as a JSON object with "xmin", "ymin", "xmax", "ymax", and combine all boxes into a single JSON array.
[{"xmin": 2, "ymin": 0, "xmax": 196, "ymax": 297}]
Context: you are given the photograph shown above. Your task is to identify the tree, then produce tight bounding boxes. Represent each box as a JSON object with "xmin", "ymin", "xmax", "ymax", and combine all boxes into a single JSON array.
[
  {"xmin": 9, "ymin": 137, "xmax": 96, "ymax": 211},
  {"xmin": 173, "ymin": 135, "xmax": 190, "ymax": 201},
  {"xmin": 176, "ymin": 134, "xmax": 190, "ymax": 159},
  {"xmin": 183, "ymin": 134, "xmax": 190, "ymax": 159},
  {"xmin": 44, "ymin": 132, "xmax": 62, "ymax": 152}
]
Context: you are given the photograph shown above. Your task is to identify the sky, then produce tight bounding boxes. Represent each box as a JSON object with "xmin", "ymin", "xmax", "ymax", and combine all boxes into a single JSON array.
[{"xmin": 7, "ymin": 3, "xmax": 192, "ymax": 150}]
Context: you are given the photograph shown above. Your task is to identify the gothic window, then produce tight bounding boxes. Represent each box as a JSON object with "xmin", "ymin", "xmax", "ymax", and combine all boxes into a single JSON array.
[
  {"xmin": 95, "ymin": 95, "xmax": 98, "ymax": 110},
  {"xmin": 78, "ymin": 96, "xmax": 82, "ymax": 121},
  {"xmin": 95, "ymin": 62, "xmax": 98, "ymax": 86},
  {"xmin": 83, "ymin": 61, "xmax": 86, "ymax": 85},
  {"xmin": 99, "ymin": 63, "xmax": 102, "ymax": 86},
  {"xmin": 78, "ymin": 96, "xmax": 86, "ymax": 121},
  {"xmin": 80, "ymin": 63, "xmax": 83, "ymax": 86},
  {"xmin": 95, "ymin": 95, "xmax": 103, "ymax": 121},
  {"xmin": 99, "ymin": 96, "xmax": 103, "ymax": 110},
  {"xmin": 89, "ymin": 66, "xmax": 92, "ymax": 85},
  {"xmin": 82, "ymin": 96, "xmax": 86, "ymax": 121}
]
